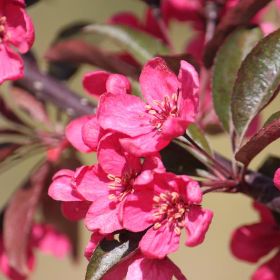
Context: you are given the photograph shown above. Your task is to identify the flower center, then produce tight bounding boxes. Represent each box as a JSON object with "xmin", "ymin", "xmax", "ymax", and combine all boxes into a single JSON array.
[
  {"xmin": 107, "ymin": 172, "xmax": 136, "ymax": 202},
  {"xmin": 145, "ymin": 93, "xmax": 179, "ymax": 130},
  {"xmin": 0, "ymin": 17, "xmax": 7, "ymax": 41},
  {"xmin": 152, "ymin": 191, "xmax": 186, "ymax": 235}
]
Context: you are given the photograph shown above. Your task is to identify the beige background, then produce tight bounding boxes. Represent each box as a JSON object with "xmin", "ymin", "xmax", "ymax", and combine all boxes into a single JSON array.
[{"xmin": 0, "ymin": 1, "xmax": 279, "ymax": 279}]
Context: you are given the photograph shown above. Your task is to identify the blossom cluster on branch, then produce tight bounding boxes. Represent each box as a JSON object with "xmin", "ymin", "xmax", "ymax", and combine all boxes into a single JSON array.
[{"xmin": 1, "ymin": 0, "xmax": 280, "ymax": 280}]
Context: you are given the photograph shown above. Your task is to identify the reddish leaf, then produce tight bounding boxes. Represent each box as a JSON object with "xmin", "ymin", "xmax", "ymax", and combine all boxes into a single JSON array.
[
  {"xmin": 9, "ymin": 87, "xmax": 49, "ymax": 125},
  {"xmin": 235, "ymin": 118, "xmax": 280, "ymax": 166},
  {"xmin": 203, "ymin": 0, "xmax": 272, "ymax": 68},
  {"xmin": 3, "ymin": 163, "xmax": 50, "ymax": 275},
  {"xmin": 45, "ymin": 39, "xmax": 140, "ymax": 79}
]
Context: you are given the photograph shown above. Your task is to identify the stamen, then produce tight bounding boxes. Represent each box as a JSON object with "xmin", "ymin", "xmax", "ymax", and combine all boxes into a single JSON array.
[
  {"xmin": 154, "ymin": 222, "xmax": 162, "ymax": 230},
  {"xmin": 174, "ymin": 226, "xmax": 181, "ymax": 235},
  {"xmin": 107, "ymin": 174, "xmax": 116, "ymax": 180}
]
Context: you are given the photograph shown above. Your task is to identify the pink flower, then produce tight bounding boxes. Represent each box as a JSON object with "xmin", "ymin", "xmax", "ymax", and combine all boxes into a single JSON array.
[
  {"xmin": 84, "ymin": 133, "xmax": 165, "ymax": 234},
  {"xmin": 123, "ymin": 172, "xmax": 213, "ymax": 258},
  {"xmin": 102, "ymin": 251, "xmax": 187, "ymax": 280},
  {"xmin": 231, "ymin": 202, "xmax": 280, "ymax": 280},
  {"xmin": 0, "ymin": 223, "xmax": 70, "ymax": 280},
  {"xmin": 48, "ymin": 169, "xmax": 92, "ymax": 221},
  {"xmin": 98, "ymin": 57, "xmax": 199, "ymax": 156},
  {"xmin": 83, "ymin": 71, "xmax": 131, "ymax": 98},
  {"xmin": 274, "ymin": 168, "xmax": 280, "ymax": 191},
  {"xmin": 0, "ymin": 0, "xmax": 34, "ymax": 84}
]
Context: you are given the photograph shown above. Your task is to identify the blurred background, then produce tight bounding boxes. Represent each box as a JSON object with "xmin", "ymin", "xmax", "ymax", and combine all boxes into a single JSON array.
[{"xmin": 1, "ymin": 0, "xmax": 280, "ymax": 279}]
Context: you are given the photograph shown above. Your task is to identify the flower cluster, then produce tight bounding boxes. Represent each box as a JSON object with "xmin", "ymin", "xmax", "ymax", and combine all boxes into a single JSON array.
[
  {"xmin": 231, "ymin": 203, "xmax": 280, "ymax": 280},
  {"xmin": 0, "ymin": 0, "xmax": 34, "ymax": 84},
  {"xmin": 48, "ymin": 57, "xmax": 213, "ymax": 279}
]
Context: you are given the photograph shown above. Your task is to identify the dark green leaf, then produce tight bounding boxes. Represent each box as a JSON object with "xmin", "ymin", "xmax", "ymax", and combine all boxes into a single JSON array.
[
  {"xmin": 231, "ymin": 28, "xmax": 280, "ymax": 140},
  {"xmin": 186, "ymin": 124, "xmax": 212, "ymax": 155},
  {"xmin": 83, "ymin": 24, "xmax": 168, "ymax": 65},
  {"xmin": 85, "ymin": 233, "xmax": 141, "ymax": 280},
  {"xmin": 264, "ymin": 111, "xmax": 280, "ymax": 127},
  {"xmin": 213, "ymin": 27, "xmax": 262, "ymax": 131}
]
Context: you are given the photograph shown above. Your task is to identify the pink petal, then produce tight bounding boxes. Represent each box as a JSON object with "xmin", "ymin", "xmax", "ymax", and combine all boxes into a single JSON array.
[
  {"xmin": 98, "ymin": 93, "xmax": 151, "ymax": 137},
  {"xmin": 253, "ymin": 202, "xmax": 275, "ymax": 224},
  {"xmin": 178, "ymin": 60, "xmax": 199, "ymax": 123},
  {"xmin": 5, "ymin": 1, "xmax": 34, "ymax": 53},
  {"xmin": 106, "ymin": 74, "xmax": 131, "ymax": 95},
  {"xmin": 85, "ymin": 196, "xmax": 122, "ymax": 234},
  {"xmin": 184, "ymin": 179, "xmax": 202, "ymax": 204},
  {"xmin": 126, "ymin": 255, "xmax": 187, "ymax": 280},
  {"xmin": 83, "ymin": 71, "xmax": 109, "ymax": 97},
  {"xmin": 31, "ymin": 224, "xmax": 71, "ymax": 259},
  {"xmin": 185, "ymin": 206, "xmax": 213, "ymax": 247},
  {"xmin": 140, "ymin": 224, "xmax": 180, "ymax": 259},
  {"xmin": 140, "ymin": 57, "xmax": 179, "ymax": 104},
  {"xmin": 84, "ymin": 232, "xmax": 105, "ymax": 260},
  {"xmin": 81, "ymin": 115, "xmax": 101, "ymax": 151},
  {"xmin": 65, "ymin": 115, "xmax": 93, "ymax": 153},
  {"xmin": 120, "ymin": 131, "xmax": 169, "ymax": 157},
  {"xmin": 48, "ymin": 169, "xmax": 82, "ymax": 201},
  {"xmin": 230, "ymin": 223, "xmax": 280, "ymax": 263},
  {"xmin": 61, "ymin": 201, "xmax": 91, "ymax": 221},
  {"xmin": 122, "ymin": 190, "xmax": 154, "ymax": 232},
  {"xmin": 0, "ymin": 44, "xmax": 24, "ymax": 84},
  {"xmin": 161, "ymin": 117, "xmax": 189, "ymax": 139},
  {"xmin": 252, "ymin": 251, "xmax": 280, "ymax": 280},
  {"xmin": 274, "ymin": 168, "xmax": 280, "ymax": 191},
  {"xmin": 97, "ymin": 133, "xmax": 128, "ymax": 177},
  {"xmin": 74, "ymin": 165, "xmax": 109, "ymax": 201}
]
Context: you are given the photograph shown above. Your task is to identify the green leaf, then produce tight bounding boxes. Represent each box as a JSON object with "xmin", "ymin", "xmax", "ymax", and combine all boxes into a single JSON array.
[
  {"xmin": 213, "ymin": 27, "xmax": 262, "ymax": 131},
  {"xmin": 231, "ymin": 28, "xmax": 280, "ymax": 140},
  {"xmin": 83, "ymin": 24, "xmax": 168, "ymax": 65},
  {"xmin": 85, "ymin": 233, "xmax": 141, "ymax": 280},
  {"xmin": 186, "ymin": 124, "xmax": 212, "ymax": 155},
  {"xmin": 264, "ymin": 111, "xmax": 280, "ymax": 127}
]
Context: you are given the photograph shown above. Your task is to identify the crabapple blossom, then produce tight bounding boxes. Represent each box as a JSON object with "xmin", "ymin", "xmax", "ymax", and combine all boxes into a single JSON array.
[
  {"xmin": 0, "ymin": 0, "xmax": 34, "ymax": 84},
  {"xmin": 123, "ymin": 172, "xmax": 213, "ymax": 258},
  {"xmin": 98, "ymin": 57, "xmax": 199, "ymax": 156},
  {"xmin": 231, "ymin": 203, "xmax": 280, "ymax": 280}
]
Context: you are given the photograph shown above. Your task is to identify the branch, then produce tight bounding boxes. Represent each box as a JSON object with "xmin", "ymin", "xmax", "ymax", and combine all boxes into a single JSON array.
[
  {"xmin": 203, "ymin": 0, "xmax": 273, "ymax": 68},
  {"xmin": 15, "ymin": 55, "xmax": 95, "ymax": 118}
]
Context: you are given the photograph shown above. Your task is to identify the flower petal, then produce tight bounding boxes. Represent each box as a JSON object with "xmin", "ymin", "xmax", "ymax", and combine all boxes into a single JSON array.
[
  {"xmin": 106, "ymin": 74, "xmax": 131, "ymax": 95},
  {"xmin": 274, "ymin": 168, "xmax": 280, "ymax": 191},
  {"xmin": 84, "ymin": 232, "xmax": 105, "ymax": 260},
  {"xmin": 252, "ymin": 251, "xmax": 280, "ymax": 280},
  {"xmin": 122, "ymin": 190, "xmax": 154, "ymax": 232},
  {"xmin": 231, "ymin": 223, "xmax": 280, "ymax": 263},
  {"xmin": 85, "ymin": 196, "xmax": 122, "ymax": 234},
  {"xmin": 140, "ymin": 57, "xmax": 179, "ymax": 104},
  {"xmin": 98, "ymin": 93, "xmax": 151, "ymax": 137},
  {"xmin": 61, "ymin": 201, "xmax": 91, "ymax": 221},
  {"xmin": 178, "ymin": 60, "xmax": 199, "ymax": 122},
  {"xmin": 48, "ymin": 169, "xmax": 82, "ymax": 201},
  {"xmin": 140, "ymin": 224, "xmax": 180, "ymax": 259},
  {"xmin": 81, "ymin": 115, "xmax": 101, "ymax": 151},
  {"xmin": 120, "ymin": 131, "xmax": 169, "ymax": 157},
  {"xmin": 185, "ymin": 206, "xmax": 213, "ymax": 247},
  {"xmin": 83, "ymin": 71, "xmax": 109, "ymax": 97},
  {"xmin": 65, "ymin": 116, "xmax": 93, "ymax": 153},
  {"xmin": 0, "ymin": 45, "xmax": 24, "ymax": 84}
]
